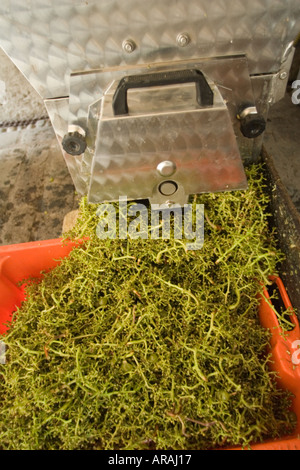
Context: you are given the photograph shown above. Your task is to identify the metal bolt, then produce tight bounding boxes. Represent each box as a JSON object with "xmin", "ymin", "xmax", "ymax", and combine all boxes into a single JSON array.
[
  {"xmin": 176, "ymin": 32, "xmax": 191, "ymax": 47},
  {"xmin": 279, "ymin": 71, "xmax": 288, "ymax": 80},
  {"xmin": 156, "ymin": 161, "xmax": 177, "ymax": 177},
  {"xmin": 122, "ymin": 39, "xmax": 136, "ymax": 54}
]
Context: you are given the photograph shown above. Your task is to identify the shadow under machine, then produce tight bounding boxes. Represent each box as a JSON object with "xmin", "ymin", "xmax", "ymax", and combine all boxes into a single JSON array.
[{"xmin": 0, "ymin": 1, "xmax": 299, "ymax": 207}]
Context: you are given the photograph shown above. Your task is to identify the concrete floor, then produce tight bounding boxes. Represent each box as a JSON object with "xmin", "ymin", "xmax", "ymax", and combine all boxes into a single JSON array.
[
  {"xmin": 0, "ymin": 48, "xmax": 80, "ymax": 245},
  {"xmin": 0, "ymin": 124, "xmax": 80, "ymax": 245},
  {"xmin": 0, "ymin": 49, "xmax": 299, "ymax": 246}
]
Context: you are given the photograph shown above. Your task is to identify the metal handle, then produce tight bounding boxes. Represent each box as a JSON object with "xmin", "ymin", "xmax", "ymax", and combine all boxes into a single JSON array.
[{"xmin": 112, "ymin": 69, "xmax": 214, "ymax": 116}]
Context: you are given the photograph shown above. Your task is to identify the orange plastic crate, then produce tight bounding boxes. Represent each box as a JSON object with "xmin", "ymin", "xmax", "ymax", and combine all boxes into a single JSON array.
[
  {"xmin": 226, "ymin": 276, "xmax": 300, "ymax": 450},
  {"xmin": 0, "ymin": 239, "xmax": 300, "ymax": 450}
]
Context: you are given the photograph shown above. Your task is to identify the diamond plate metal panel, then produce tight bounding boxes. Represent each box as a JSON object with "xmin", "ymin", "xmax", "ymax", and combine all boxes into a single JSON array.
[
  {"xmin": 50, "ymin": 56, "xmax": 254, "ymax": 197},
  {"xmin": 0, "ymin": 0, "xmax": 299, "ymax": 99},
  {"xmin": 1, "ymin": 0, "xmax": 299, "ymax": 204},
  {"xmin": 88, "ymin": 81, "xmax": 247, "ymax": 204},
  {"xmin": 68, "ymin": 55, "xmax": 255, "ymax": 127}
]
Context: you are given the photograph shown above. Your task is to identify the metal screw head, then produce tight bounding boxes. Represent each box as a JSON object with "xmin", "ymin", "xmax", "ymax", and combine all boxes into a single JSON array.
[
  {"xmin": 176, "ymin": 32, "xmax": 191, "ymax": 47},
  {"xmin": 279, "ymin": 71, "xmax": 288, "ymax": 80},
  {"xmin": 156, "ymin": 161, "xmax": 177, "ymax": 177},
  {"xmin": 122, "ymin": 39, "xmax": 136, "ymax": 53}
]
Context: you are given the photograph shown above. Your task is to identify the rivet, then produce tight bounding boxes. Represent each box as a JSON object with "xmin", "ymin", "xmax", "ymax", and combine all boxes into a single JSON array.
[
  {"xmin": 122, "ymin": 39, "xmax": 136, "ymax": 53},
  {"xmin": 176, "ymin": 32, "xmax": 191, "ymax": 47}
]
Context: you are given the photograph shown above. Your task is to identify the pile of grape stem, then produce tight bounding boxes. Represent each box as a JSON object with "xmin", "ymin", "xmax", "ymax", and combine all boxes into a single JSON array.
[{"xmin": 0, "ymin": 164, "xmax": 297, "ymax": 450}]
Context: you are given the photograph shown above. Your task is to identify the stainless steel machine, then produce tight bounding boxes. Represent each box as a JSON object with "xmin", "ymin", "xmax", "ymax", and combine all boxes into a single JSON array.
[{"xmin": 0, "ymin": 0, "xmax": 299, "ymax": 205}]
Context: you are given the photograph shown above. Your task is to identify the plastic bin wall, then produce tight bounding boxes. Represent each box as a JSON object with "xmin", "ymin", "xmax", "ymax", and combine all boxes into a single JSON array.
[{"xmin": 0, "ymin": 238, "xmax": 299, "ymax": 450}]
